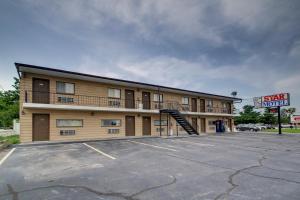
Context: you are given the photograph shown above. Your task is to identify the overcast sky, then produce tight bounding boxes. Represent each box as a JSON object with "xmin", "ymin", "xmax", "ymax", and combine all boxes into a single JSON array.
[{"xmin": 0, "ymin": 0, "xmax": 299, "ymax": 112}]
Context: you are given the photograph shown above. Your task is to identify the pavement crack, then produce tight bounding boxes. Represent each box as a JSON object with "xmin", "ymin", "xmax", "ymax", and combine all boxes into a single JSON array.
[
  {"xmin": 243, "ymin": 172, "xmax": 300, "ymax": 184},
  {"xmin": 130, "ymin": 175, "xmax": 177, "ymax": 199},
  {"xmin": 214, "ymin": 154, "xmax": 267, "ymax": 200},
  {"xmin": 2, "ymin": 184, "xmax": 130, "ymax": 200},
  {"xmin": 7, "ymin": 184, "xmax": 18, "ymax": 200},
  {"xmin": 2, "ymin": 176, "xmax": 177, "ymax": 200}
]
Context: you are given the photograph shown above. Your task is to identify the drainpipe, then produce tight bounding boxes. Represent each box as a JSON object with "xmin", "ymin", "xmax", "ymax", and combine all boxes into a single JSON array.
[{"xmin": 158, "ymin": 87, "xmax": 162, "ymax": 136}]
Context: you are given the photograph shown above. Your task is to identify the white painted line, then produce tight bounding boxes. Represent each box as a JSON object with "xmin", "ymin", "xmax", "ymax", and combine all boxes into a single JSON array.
[
  {"xmin": 128, "ymin": 140, "xmax": 177, "ymax": 152},
  {"xmin": 0, "ymin": 148, "xmax": 16, "ymax": 166},
  {"xmin": 83, "ymin": 143, "xmax": 116, "ymax": 160},
  {"xmin": 176, "ymin": 140, "xmax": 215, "ymax": 147}
]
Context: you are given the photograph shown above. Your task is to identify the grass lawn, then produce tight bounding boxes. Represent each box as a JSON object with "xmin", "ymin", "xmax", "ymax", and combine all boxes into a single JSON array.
[
  {"xmin": 0, "ymin": 135, "xmax": 20, "ymax": 146},
  {"xmin": 265, "ymin": 128, "xmax": 300, "ymax": 134}
]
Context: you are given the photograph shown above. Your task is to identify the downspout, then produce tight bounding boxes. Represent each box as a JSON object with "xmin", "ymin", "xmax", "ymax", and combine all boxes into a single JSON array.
[{"xmin": 158, "ymin": 87, "xmax": 162, "ymax": 137}]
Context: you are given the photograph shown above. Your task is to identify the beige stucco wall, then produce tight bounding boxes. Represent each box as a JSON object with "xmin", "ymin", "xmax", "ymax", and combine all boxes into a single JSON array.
[{"xmin": 19, "ymin": 72, "xmax": 235, "ymax": 142}]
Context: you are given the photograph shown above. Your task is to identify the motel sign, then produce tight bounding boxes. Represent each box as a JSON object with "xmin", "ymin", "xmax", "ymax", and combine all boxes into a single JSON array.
[
  {"xmin": 262, "ymin": 93, "xmax": 290, "ymax": 107},
  {"xmin": 253, "ymin": 93, "xmax": 291, "ymax": 135},
  {"xmin": 254, "ymin": 93, "xmax": 290, "ymax": 108}
]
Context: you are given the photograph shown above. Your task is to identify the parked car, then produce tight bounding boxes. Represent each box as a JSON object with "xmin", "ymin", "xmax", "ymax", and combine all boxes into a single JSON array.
[
  {"xmin": 280, "ymin": 124, "xmax": 294, "ymax": 129},
  {"xmin": 266, "ymin": 124, "xmax": 276, "ymax": 129},
  {"xmin": 255, "ymin": 123, "xmax": 267, "ymax": 131},
  {"xmin": 236, "ymin": 124, "xmax": 260, "ymax": 132}
]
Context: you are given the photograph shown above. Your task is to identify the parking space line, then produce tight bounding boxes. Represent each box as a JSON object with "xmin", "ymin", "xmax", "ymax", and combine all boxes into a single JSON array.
[
  {"xmin": 175, "ymin": 140, "xmax": 215, "ymax": 147},
  {"xmin": 83, "ymin": 143, "xmax": 116, "ymax": 160},
  {"xmin": 128, "ymin": 140, "xmax": 177, "ymax": 152},
  {"xmin": 0, "ymin": 148, "xmax": 16, "ymax": 166}
]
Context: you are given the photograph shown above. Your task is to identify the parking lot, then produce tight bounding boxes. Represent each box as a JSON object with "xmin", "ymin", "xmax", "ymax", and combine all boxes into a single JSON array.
[{"xmin": 0, "ymin": 133, "xmax": 300, "ymax": 200}]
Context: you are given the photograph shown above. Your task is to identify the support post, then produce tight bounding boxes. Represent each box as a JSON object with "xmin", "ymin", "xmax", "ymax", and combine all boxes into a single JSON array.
[
  {"xmin": 277, "ymin": 106, "xmax": 282, "ymax": 135},
  {"xmin": 159, "ymin": 111, "xmax": 162, "ymax": 137},
  {"xmin": 167, "ymin": 113, "xmax": 169, "ymax": 136}
]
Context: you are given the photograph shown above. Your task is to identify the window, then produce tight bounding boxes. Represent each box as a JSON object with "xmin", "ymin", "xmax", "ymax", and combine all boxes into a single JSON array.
[
  {"xmin": 108, "ymin": 88, "xmax": 121, "ymax": 98},
  {"xmin": 207, "ymin": 100, "xmax": 213, "ymax": 107},
  {"xmin": 182, "ymin": 97, "xmax": 189, "ymax": 105},
  {"xmin": 222, "ymin": 102, "xmax": 227, "ymax": 108},
  {"xmin": 153, "ymin": 93, "xmax": 163, "ymax": 102},
  {"xmin": 56, "ymin": 119, "xmax": 83, "ymax": 127},
  {"xmin": 154, "ymin": 120, "xmax": 168, "ymax": 126},
  {"xmin": 56, "ymin": 82, "xmax": 75, "ymax": 94},
  {"xmin": 101, "ymin": 119, "xmax": 121, "ymax": 127}
]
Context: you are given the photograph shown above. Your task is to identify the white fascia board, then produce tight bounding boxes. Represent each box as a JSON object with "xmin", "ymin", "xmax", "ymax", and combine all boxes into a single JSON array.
[
  {"xmin": 23, "ymin": 103, "xmax": 236, "ymax": 117},
  {"xmin": 23, "ymin": 103, "xmax": 159, "ymax": 114}
]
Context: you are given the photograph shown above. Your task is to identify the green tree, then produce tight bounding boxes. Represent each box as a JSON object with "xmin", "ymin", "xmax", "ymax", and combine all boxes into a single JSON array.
[
  {"xmin": 0, "ymin": 78, "xmax": 19, "ymax": 128},
  {"xmin": 234, "ymin": 105, "xmax": 261, "ymax": 124},
  {"xmin": 260, "ymin": 108, "xmax": 276, "ymax": 125}
]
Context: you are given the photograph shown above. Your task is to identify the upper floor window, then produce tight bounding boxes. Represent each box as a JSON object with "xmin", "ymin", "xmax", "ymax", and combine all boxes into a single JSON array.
[
  {"xmin": 153, "ymin": 93, "xmax": 163, "ymax": 102},
  {"xmin": 182, "ymin": 97, "xmax": 189, "ymax": 105},
  {"xmin": 222, "ymin": 102, "xmax": 227, "ymax": 108},
  {"xmin": 56, "ymin": 82, "xmax": 75, "ymax": 94},
  {"xmin": 108, "ymin": 88, "xmax": 121, "ymax": 98},
  {"xmin": 207, "ymin": 100, "xmax": 213, "ymax": 107}
]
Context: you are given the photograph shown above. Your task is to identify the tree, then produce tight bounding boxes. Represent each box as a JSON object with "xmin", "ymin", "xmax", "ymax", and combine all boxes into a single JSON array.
[
  {"xmin": 234, "ymin": 105, "xmax": 261, "ymax": 124},
  {"xmin": 0, "ymin": 78, "xmax": 19, "ymax": 128},
  {"xmin": 260, "ymin": 108, "xmax": 276, "ymax": 125}
]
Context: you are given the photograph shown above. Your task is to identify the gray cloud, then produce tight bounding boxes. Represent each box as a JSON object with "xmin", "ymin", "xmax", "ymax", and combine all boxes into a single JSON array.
[{"xmin": 1, "ymin": 0, "xmax": 300, "ymax": 111}]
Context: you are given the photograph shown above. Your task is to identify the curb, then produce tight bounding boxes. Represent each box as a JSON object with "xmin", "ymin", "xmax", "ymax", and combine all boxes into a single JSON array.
[
  {"xmin": 13, "ymin": 134, "xmax": 209, "ymax": 147},
  {"xmin": 14, "ymin": 136, "xmax": 162, "ymax": 147}
]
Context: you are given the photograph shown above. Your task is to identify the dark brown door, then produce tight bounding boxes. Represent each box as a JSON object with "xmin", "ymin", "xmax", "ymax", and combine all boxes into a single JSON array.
[
  {"xmin": 125, "ymin": 116, "xmax": 135, "ymax": 136},
  {"xmin": 192, "ymin": 117, "xmax": 198, "ymax": 131},
  {"xmin": 33, "ymin": 114, "xmax": 50, "ymax": 141},
  {"xmin": 191, "ymin": 98, "xmax": 197, "ymax": 112},
  {"xmin": 32, "ymin": 78, "xmax": 50, "ymax": 104},
  {"xmin": 228, "ymin": 118, "xmax": 232, "ymax": 131},
  {"xmin": 142, "ymin": 116, "xmax": 151, "ymax": 136},
  {"xmin": 125, "ymin": 90, "xmax": 135, "ymax": 108},
  {"xmin": 200, "ymin": 118, "xmax": 206, "ymax": 132},
  {"xmin": 200, "ymin": 99, "xmax": 205, "ymax": 112},
  {"xmin": 227, "ymin": 103, "xmax": 231, "ymax": 114},
  {"xmin": 142, "ymin": 92, "xmax": 150, "ymax": 109}
]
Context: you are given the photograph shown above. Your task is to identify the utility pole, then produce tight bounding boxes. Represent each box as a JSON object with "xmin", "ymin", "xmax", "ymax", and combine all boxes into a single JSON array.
[{"xmin": 277, "ymin": 106, "xmax": 282, "ymax": 135}]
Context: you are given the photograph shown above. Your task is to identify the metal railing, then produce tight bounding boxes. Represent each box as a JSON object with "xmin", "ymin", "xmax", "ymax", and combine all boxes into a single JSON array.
[{"xmin": 24, "ymin": 90, "xmax": 232, "ymax": 114}]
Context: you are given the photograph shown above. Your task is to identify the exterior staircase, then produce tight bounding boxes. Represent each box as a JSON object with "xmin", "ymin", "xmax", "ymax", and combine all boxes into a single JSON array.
[{"xmin": 160, "ymin": 109, "xmax": 199, "ymax": 135}]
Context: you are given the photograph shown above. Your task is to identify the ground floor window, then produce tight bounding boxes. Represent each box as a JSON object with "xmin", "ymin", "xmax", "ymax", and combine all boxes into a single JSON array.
[
  {"xmin": 56, "ymin": 119, "xmax": 83, "ymax": 127},
  {"xmin": 153, "ymin": 120, "xmax": 168, "ymax": 126},
  {"xmin": 101, "ymin": 119, "xmax": 121, "ymax": 127}
]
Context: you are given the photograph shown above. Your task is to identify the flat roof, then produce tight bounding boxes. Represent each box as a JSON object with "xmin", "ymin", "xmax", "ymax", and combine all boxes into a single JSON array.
[{"xmin": 15, "ymin": 62, "xmax": 242, "ymax": 101}]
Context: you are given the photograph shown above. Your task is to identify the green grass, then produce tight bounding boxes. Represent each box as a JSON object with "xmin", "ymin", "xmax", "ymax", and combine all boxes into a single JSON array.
[
  {"xmin": 265, "ymin": 128, "xmax": 300, "ymax": 134},
  {"xmin": 0, "ymin": 135, "xmax": 20, "ymax": 145}
]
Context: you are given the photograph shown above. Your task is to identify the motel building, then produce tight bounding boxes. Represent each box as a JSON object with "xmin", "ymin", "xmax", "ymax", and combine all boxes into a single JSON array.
[
  {"xmin": 291, "ymin": 115, "xmax": 300, "ymax": 127},
  {"xmin": 16, "ymin": 63, "xmax": 241, "ymax": 143}
]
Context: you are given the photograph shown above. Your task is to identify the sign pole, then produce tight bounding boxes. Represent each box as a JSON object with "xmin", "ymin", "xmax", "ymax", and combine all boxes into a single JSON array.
[{"xmin": 277, "ymin": 106, "xmax": 282, "ymax": 135}]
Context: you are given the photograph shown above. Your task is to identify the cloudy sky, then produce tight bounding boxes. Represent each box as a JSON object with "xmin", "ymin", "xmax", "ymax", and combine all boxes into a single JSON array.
[{"xmin": 0, "ymin": 0, "xmax": 299, "ymax": 111}]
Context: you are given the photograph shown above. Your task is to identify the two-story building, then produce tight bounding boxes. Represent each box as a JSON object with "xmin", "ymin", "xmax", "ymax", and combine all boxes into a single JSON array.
[{"xmin": 16, "ymin": 63, "xmax": 241, "ymax": 143}]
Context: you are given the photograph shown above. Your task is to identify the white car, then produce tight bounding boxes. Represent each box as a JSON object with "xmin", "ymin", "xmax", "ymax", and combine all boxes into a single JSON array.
[{"xmin": 255, "ymin": 124, "xmax": 267, "ymax": 131}]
